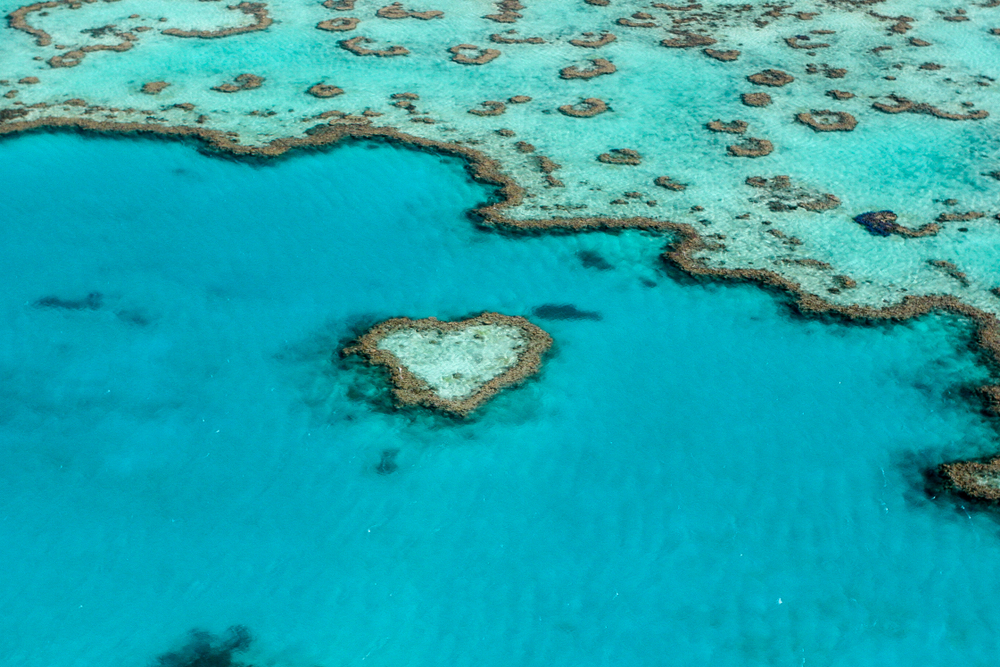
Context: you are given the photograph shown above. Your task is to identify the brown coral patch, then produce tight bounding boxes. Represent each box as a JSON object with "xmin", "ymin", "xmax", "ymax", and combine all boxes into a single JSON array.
[
  {"xmin": 795, "ymin": 110, "xmax": 857, "ymax": 131},
  {"xmin": 557, "ymin": 98, "xmax": 608, "ymax": 117},
  {"xmin": 741, "ymin": 92, "xmax": 772, "ymax": 107},
  {"xmin": 704, "ymin": 48, "xmax": 740, "ymax": 61},
  {"xmin": 490, "ymin": 32, "xmax": 544, "ymax": 44},
  {"xmin": 826, "ymin": 89, "xmax": 854, "ymax": 100},
  {"xmin": 340, "ymin": 36, "xmax": 409, "ymax": 56},
  {"xmin": 560, "ymin": 58, "xmax": 616, "ymax": 79},
  {"xmin": 162, "ymin": 2, "xmax": 272, "ymax": 38},
  {"xmin": 18, "ymin": 77, "xmax": 40, "ymax": 85},
  {"xmin": 317, "ymin": 17, "xmax": 359, "ymax": 31},
  {"xmin": 484, "ymin": 0, "xmax": 522, "ymax": 23},
  {"xmin": 748, "ymin": 69, "xmax": 794, "ymax": 86},
  {"xmin": 654, "ymin": 176, "xmax": 687, "ymax": 191},
  {"xmin": 872, "ymin": 94, "xmax": 988, "ymax": 120},
  {"xmin": 8, "ymin": 0, "xmax": 60, "ymax": 47},
  {"xmin": 570, "ymin": 32, "xmax": 616, "ymax": 48},
  {"xmin": 929, "ymin": 260, "xmax": 970, "ymax": 286},
  {"xmin": 746, "ymin": 175, "xmax": 840, "ymax": 211},
  {"xmin": 468, "ymin": 100, "xmax": 506, "ymax": 116},
  {"xmin": 508, "ymin": 95, "xmax": 531, "ymax": 103},
  {"xmin": 211, "ymin": 73, "xmax": 264, "ymax": 93},
  {"xmin": 707, "ymin": 119, "xmax": 748, "ymax": 133},
  {"xmin": 910, "ymin": 37, "xmax": 932, "ymax": 46},
  {"xmin": 376, "ymin": 2, "xmax": 443, "ymax": 19},
  {"xmin": 785, "ymin": 35, "xmax": 829, "ymax": 49},
  {"xmin": 343, "ymin": 313, "xmax": 552, "ymax": 417},
  {"xmin": 324, "ymin": 0, "xmax": 356, "ymax": 9},
  {"xmin": 598, "ymin": 148, "xmax": 641, "ymax": 165},
  {"xmin": 937, "ymin": 211, "xmax": 985, "ymax": 222},
  {"xmin": 661, "ymin": 31, "xmax": 717, "ymax": 47},
  {"xmin": 48, "ymin": 39, "xmax": 134, "ymax": 68},
  {"xmin": 141, "ymin": 81, "xmax": 170, "ymax": 95},
  {"xmin": 727, "ymin": 137, "xmax": 774, "ymax": 158},
  {"xmin": 616, "ymin": 17, "xmax": 657, "ymax": 27},
  {"xmin": 940, "ymin": 458, "xmax": 1000, "ymax": 502},
  {"xmin": 449, "ymin": 44, "xmax": 501, "ymax": 65},
  {"xmin": 307, "ymin": 83, "xmax": 344, "ymax": 98}
]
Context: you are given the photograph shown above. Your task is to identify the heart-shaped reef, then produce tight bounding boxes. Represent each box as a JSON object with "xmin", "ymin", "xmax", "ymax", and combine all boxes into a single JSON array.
[{"xmin": 344, "ymin": 312, "xmax": 552, "ymax": 416}]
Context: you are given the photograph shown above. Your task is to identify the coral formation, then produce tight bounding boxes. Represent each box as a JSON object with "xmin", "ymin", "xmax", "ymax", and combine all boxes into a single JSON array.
[
  {"xmin": 448, "ymin": 44, "xmax": 501, "ymax": 65},
  {"xmin": 307, "ymin": 83, "xmax": 344, "ymax": 98},
  {"xmin": 661, "ymin": 31, "xmax": 717, "ymax": 47},
  {"xmin": 376, "ymin": 3, "xmax": 443, "ymax": 19},
  {"xmin": 748, "ymin": 69, "xmax": 794, "ymax": 86},
  {"xmin": 344, "ymin": 312, "xmax": 552, "ymax": 416},
  {"xmin": 560, "ymin": 58, "xmax": 616, "ymax": 79},
  {"xmin": 598, "ymin": 148, "xmax": 642, "ymax": 165},
  {"xmin": 340, "ymin": 36, "xmax": 409, "ymax": 56},
  {"xmin": 795, "ymin": 110, "xmax": 858, "ymax": 131},
  {"xmin": 557, "ymin": 98, "xmax": 608, "ymax": 117},
  {"xmin": 141, "ymin": 81, "xmax": 170, "ymax": 95},
  {"xmin": 317, "ymin": 17, "xmax": 360, "ymax": 31},
  {"xmin": 727, "ymin": 137, "xmax": 774, "ymax": 157},
  {"xmin": 742, "ymin": 92, "xmax": 772, "ymax": 106},
  {"xmin": 163, "ymin": 2, "xmax": 273, "ymax": 38},
  {"xmin": 212, "ymin": 73, "xmax": 264, "ymax": 93},
  {"xmin": 707, "ymin": 119, "xmax": 748, "ymax": 133},
  {"xmin": 569, "ymin": 32, "xmax": 617, "ymax": 48}
]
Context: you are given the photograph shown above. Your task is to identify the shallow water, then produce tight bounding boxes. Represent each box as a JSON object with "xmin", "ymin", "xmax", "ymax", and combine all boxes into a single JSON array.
[{"xmin": 1, "ymin": 132, "xmax": 999, "ymax": 666}]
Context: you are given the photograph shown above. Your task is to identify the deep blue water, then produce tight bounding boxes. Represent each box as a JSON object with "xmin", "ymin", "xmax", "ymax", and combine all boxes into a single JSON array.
[{"xmin": 1, "ymin": 132, "xmax": 1000, "ymax": 667}]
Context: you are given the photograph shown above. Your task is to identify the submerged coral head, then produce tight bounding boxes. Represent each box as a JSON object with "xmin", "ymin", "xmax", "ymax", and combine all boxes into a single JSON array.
[{"xmin": 854, "ymin": 210, "xmax": 899, "ymax": 236}]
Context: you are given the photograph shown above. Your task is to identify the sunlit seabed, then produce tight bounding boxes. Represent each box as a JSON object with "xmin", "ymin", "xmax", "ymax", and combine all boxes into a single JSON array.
[{"xmin": 1, "ymin": 132, "xmax": 1000, "ymax": 666}]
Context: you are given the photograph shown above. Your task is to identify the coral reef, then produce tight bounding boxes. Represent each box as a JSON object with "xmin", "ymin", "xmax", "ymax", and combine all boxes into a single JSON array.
[
  {"xmin": 317, "ymin": 17, "xmax": 360, "ymax": 31},
  {"xmin": 163, "ymin": 2, "xmax": 273, "ymax": 38},
  {"xmin": 468, "ymin": 100, "xmax": 506, "ymax": 116},
  {"xmin": 748, "ymin": 69, "xmax": 794, "ymax": 86},
  {"xmin": 598, "ymin": 148, "xmax": 642, "ymax": 165},
  {"xmin": 704, "ymin": 48, "xmax": 740, "ymax": 60},
  {"xmin": 727, "ymin": 137, "xmax": 774, "ymax": 157},
  {"xmin": 560, "ymin": 58, "xmax": 616, "ymax": 79},
  {"xmin": 872, "ymin": 94, "xmax": 988, "ymax": 120},
  {"xmin": 307, "ymin": 83, "xmax": 344, "ymax": 98},
  {"xmin": 569, "ymin": 32, "xmax": 616, "ymax": 48},
  {"xmin": 795, "ymin": 110, "xmax": 858, "ymax": 131},
  {"xmin": 557, "ymin": 98, "xmax": 608, "ymax": 117},
  {"xmin": 340, "ymin": 36, "xmax": 409, "ymax": 56},
  {"xmin": 707, "ymin": 119, "xmax": 748, "ymax": 133},
  {"xmin": 212, "ymin": 73, "xmax": 264, "ymax": 93},
  {"xmin": 661, "ymin": 31, "xmax": 717, "ymax": 47},
  {"xmin": 746, "ymin": 175, "xmax": 840, "ymax": 211},
  {"xmin": 141, "ymin": 81, "xmax": 170, "ymax": 95},
  {"xmin": 742, "ymin": 92, "xmax": 772, "ymax": 106},
  {"xmin": 654, "ymin": 176, "xmax": 687, "ymax": 191},
  {"xmin": 448, "ymin": 44, "xmax": 501, "ymax": 64},
  {"xmin": 376, "ymin": 2, "xmax": 443, "ymax": 19},
  {"xmin": 344, "ymin": 312, "xmax": 552, "ymax": 416}
]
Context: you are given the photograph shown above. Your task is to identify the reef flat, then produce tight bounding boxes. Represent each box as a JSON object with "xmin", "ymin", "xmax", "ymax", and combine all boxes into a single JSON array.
[
  {"xmin": 2, "ymin": 1, "xmax": 1000, "ymax": 471},
  {"xmin": 344, "ymin": 313, "xmax": 551, "ymax": 416},
  {"xmin": 1, "ymin": 0, "xmax": 998, "ymax": 316}
]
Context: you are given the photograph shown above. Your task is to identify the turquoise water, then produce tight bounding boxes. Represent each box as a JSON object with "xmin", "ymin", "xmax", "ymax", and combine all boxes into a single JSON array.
[{"xmin": 2, "ymin": 132, "xmax": 1000, "ymax": 666}]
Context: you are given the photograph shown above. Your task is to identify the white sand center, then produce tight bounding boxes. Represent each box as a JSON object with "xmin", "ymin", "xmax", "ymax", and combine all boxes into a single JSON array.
[{"xmin": 377, "ymin": 324, "xmax": 527, "ymax": 400}]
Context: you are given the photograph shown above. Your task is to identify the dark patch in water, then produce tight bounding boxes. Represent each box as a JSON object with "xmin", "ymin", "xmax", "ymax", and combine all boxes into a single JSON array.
[
  {"xmin": 155, "ymin": 626, "xmax": 252, "ymax": 667},
  {"xmin": 576, "ymin": 250, "xmax": 613, "ymax": 270},
  {"xmin": 376, "ymin": 448, "xmax": 400, "ymax": 475},
  {"xmin": 116, "ymin": 309, "xmax": 151, "ymax": 326},
  {"xmin": 532, "ymin": 304, "xmax": 602, "ymax": 321},
  {"xmin": 34, "ymin": 291, "xmax": 102, "ymax": 311}
]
